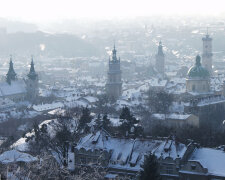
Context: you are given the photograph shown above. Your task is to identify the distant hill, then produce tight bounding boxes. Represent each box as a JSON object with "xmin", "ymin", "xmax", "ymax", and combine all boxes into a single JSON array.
[
  {"xmin": 0, "ymin": 31, "xmax": 100, "ymax": 57},
  {"xmin": 0, "ymin": 18, "xmax": 38, "ymax": 33}
]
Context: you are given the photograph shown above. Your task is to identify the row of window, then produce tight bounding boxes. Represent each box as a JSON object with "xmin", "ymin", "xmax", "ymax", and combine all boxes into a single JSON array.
[{"xmin": 76, "ymin": 156, "xmax": 98, "ymax": 165}]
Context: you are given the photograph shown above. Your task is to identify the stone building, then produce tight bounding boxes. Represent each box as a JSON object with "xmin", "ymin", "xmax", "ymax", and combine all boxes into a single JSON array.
[
  {"xmin": 74, "ymin": 130, "xmax": 225, "ymax": 180},
  {"xmin": 0, "ymin": 56, "xmax": 38, "ymax": 102},
  {"xmin": 184, "ymin": 95, "xmax": 225, "ymax": 126},
  {"xmin": 74, "ymin": 130, "xmax": 193, "ymax": 179},
  {"xmin": 186, "ymin": 55, "xmax": 210, "ymax": 94},
  {"xmin": 180, "ymin": 148, "xmax": 225, "ymax": 180},
  {"xmin": 155, "ymin": 41, "xmax": 165, "ymax": 77},
  {"xmin": 105, "ymin": 45, "xmax": 122, "ymax": 100},
  {"xmin": 151, "ymin": 113, "xmax": 199, "ymax": 128},
  {"xmin": 202, "ymin": 33, "xmax": 213, "ymax": 75}
]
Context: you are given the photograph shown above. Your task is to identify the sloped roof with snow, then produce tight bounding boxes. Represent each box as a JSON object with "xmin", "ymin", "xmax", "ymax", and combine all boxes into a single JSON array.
[
  {"xmin": 12, "ymin": 119, "xmax": 58, "ymax": 151},
  {"xmin": 152, "ymin": 113, "xmax": 191, "ymax": 120},
  {"xmin": 0, "ymin": 80, "xmax": 26, "ymax": 97},
  {"xmin": 189, "ymin": 148, "xmax": 225, "ymax": 177},
  {"xmin": 0, "ymin": 150, "xmax": 37, "ymax": 164},
  {"xmin": 33, "ymin": 102, "xmax": 64, "ymax": 112},
  {"xmin": 76, "ymin": 130, "xmax": 187, "ymax": 172}
]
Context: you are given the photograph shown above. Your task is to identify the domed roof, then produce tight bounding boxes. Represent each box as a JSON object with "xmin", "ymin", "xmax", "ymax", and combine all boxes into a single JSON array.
[{"xmin": 187, "ymin": 55, "xmax": 210, "ymax": 79}]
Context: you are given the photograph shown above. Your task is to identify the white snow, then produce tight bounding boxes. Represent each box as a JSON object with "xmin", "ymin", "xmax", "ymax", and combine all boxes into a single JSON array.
[
  {"xmin": 190, "ymin": 148, "xmax": 225, "ymax": 177},
  {"xmin": 0, "ymin": 80, "xmax": 26, "ymax": 97},
  {"xmin": 152, "ymin": 113, "xmax": 191, "ymax": 120},
  {"xmin": 0, "ymin": 150, "xmax": 37, "ymax": 164},
  {"xmin": 33, "ymin": 102, "xmax": 64, "ymax": 112},
  {"xmin": 76, "ymin": 131, "xmax": 187, "ymax": 172},
  {"xmin": 12, "ymin": 119, "xmax": 58, "ymax": 151}
]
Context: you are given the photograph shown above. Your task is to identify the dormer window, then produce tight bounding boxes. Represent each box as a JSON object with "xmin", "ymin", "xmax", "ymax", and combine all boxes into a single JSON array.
[{"xmin": 191, "ymin": 164, "xmax": 196, "ymax": 170}]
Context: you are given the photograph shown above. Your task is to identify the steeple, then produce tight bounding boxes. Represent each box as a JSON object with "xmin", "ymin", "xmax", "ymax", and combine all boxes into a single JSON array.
[
  {"xmin": 157, "ymin": 41, "xmax": 164, "ymax": 56},
  {"xmin": 202, "ymin": 27, "xmax": 213, "ymax": 74},
  {"xmin": 195, "ymin": 55, "xmax": 201, "ymax": 66},
  {"xmin": 155, "ymin": 41, "xmax": 165, "ymax": 76},
  {"xmin": 106, "ymin": 43, "xmax": 122, "ymax": 100},
  {"xmin": 27, "ymin": 56, "xmax": 38, "ymax": 81},
  {"xmin": 6, "ymin": 55, "xmax": 17, "ymax": 84},
  {"xmin": 112, "ymin": 43, "xmax": 118, "ymax": 61}
]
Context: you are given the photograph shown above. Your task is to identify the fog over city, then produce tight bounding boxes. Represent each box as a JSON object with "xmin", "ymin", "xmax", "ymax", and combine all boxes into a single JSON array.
[{"xmin": 0, "ymin": 0, "xmax": 225, "ymax": 179}]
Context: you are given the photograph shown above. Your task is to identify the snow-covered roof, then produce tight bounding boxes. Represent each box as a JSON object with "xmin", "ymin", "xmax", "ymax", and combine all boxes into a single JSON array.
[
  {"xmin": 149, "ymin": 78, "xmax": 167, "ymax": 87},
  {"xmin": 76, "ymin": 130, "xmax": 187, "ymax": 172},
  {"xmin": 0, "ymin": 80, "xmax": 26, "ymax": 97},
  {"xmin": 105, "ymin": 174, "xmax": 118, "ymax": 178},
  {"xmin": 83, "ymin": 96, "xmax": 98, "ymax": 103},
  {"xmin": 0, "ymin": 150, "xmax": 37, "ymax": 164},
  {"xmin": 12, "ymin": 119, "xmax": 58, "ymax": 151},
  {"xmin": 152, "ymin": 113, "xmax": 191, "ymax": 120},
  {"xmin": 189, "ymin": 148, "xmax": 225, "ymax": 177},
  {"xmin": 33, "ymin": 102, "xmax": 64, "ymax": 112}
]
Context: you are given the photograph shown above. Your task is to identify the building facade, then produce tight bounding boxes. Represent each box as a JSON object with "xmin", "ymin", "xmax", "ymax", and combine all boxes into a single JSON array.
[
  {"xmin": 74, "ymin": 130, "xmax": 225, "ymax": 180},
  {"xmin": 74, "ymin": 130, "xmax": 193, "ymax": 179},
  {"xmin": 184, "ymin": 95, "xmax": 225, "ymax": 127},
  {"xmin": 151, "ymin": 113, "xmax": 199, "ymax": 128},
  {"xmin": 0, "ymin": 56, "xmax": 38, "ymax": 102},
  {"xmin": 106, "ymin": 45, "xmax": 122, "ymax": 100}
]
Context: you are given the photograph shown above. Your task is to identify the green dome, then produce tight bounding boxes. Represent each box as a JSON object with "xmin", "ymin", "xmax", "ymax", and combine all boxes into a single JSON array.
[{"xmin": 187, "ymin": 55, "xmax": 210, "ymax": 79}]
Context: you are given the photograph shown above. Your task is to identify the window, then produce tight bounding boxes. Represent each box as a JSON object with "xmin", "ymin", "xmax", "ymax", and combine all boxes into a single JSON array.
[
  {"xmin": 80, "ymin": 157, "xmax": 86, "ymax": 164},
  {"xmin": 166, "ymin": 165, "xmax": 173, "ymax": 174},
  {"xmin": 191, "ymin": 164, "xmax": 196, "ymax": 170},
  {"xmin": 87, "ymin": 158, "xmax": 92, "ymax": 164},
  {"xmin": 93, "ymin": 158, "xmax": 97, "ymax": 164}
]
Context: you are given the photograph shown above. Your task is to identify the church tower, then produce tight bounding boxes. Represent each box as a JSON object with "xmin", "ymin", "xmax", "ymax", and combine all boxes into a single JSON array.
[
  {"xmin": 6, "ymin": 56, "xmax": 17, "ymax": 84},
  {"xmin": 202, "ymin": 31, "xmax": 213, "ymax": 75},
  {"xmin": 155, "ymin": 41, "xmax": 165, "ymax": 77},
  {"xmin": 26, "ymin": 56, "xmax": 38, "ymax": 102},
  {"xmin": 106, "ymin": 44, "xmax": 122, "ymax": 100}
]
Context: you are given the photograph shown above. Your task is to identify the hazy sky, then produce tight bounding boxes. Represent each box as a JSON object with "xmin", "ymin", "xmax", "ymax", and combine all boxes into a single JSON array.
[{"xmin": 0, "ymin": 0, "xmax": 224, "ymax": 22}]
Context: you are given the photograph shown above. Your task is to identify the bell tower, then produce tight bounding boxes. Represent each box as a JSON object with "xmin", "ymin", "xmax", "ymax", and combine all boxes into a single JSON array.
[
  {"xmin": 26, "ymin": 56, "xmax": 38, "ymax": 102},
  {"xmin": 105, "ymin": 44, "xmax": 122, "ymax": 100},
  {"xmin": 202, "ymin": 29, "xmax": 213, "ymax": 75},
  {"xmin": 6, "ymin": 55, "xmax": 17, "ymax": 84},
  {"xmin": 155, "ymin": 41, "xmax": 165, "ymax": 77}
]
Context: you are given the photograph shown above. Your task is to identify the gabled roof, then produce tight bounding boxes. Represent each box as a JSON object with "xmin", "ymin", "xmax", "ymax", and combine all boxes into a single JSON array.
[
  {"xmin": 189, "ymin": 148, "xmax": 225, "ymax": 177},
  {"xmin": 76, "ymin": 131, "xmax": 187, "ymax": 171}
]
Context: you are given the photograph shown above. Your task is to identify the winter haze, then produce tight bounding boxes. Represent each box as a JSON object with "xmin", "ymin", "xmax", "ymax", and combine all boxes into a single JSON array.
[{"xmin": 0, "ymin": 0, "xmax": 225, "ymax": 179}]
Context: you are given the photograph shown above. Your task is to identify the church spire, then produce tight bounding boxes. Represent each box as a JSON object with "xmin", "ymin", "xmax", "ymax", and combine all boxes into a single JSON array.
[
  {"xmin": 6, "ymin": 55, "xmax": 17, "ymax": 84},
  {"xmin": 27, "ymin": 56, "xmax": 38, "ymax": 81},
  {"xmin": 157, "ymin": 41, "xmax": 164, "ymax": 56},
  {"xmin": 112, "ymin": 43, "xmax": 118, "ymax": 61}
]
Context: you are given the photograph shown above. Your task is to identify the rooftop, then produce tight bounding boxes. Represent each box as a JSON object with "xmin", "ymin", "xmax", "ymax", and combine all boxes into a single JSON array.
[{"xmin": 190, "ymin": 148, "xmax": 225, "ymax": 177}]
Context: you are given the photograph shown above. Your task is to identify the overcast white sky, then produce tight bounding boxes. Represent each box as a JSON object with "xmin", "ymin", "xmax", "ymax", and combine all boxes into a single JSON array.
[{"xmin": 0, "ymin": 0, "xmax": 224, "ymax": 22}]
